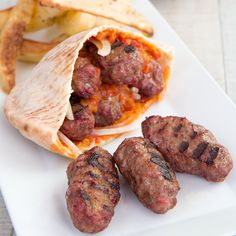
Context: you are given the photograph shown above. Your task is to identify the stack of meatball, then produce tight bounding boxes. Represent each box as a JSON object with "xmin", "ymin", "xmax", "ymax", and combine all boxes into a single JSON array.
[{"xmin": 60, "ymin": 40, "xmax": 164, "ymax": 142}]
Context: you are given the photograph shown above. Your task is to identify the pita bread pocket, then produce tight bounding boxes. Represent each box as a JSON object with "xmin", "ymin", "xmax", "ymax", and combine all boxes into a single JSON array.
[{"xmin": 5, "ymin": 25, "xmax": 174, "ymax": 159}]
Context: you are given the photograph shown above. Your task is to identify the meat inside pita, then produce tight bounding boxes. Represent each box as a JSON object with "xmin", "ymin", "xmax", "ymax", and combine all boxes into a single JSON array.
[{"xmin": 60, "ymin": 35, "xmax": 164, "ymax": 142}]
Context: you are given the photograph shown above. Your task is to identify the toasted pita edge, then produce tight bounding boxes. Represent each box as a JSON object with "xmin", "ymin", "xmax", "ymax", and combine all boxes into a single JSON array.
[
  {"xmin": 40, "ymin": 0, "xmax": 154, "ymax": 36},
  {"xmin": 0, "ymin": 0, "xmax": 36, "ymax": 94},
  {"xmin": 4, "ymin": 25, "xmax": 174, "ymax": 159}
]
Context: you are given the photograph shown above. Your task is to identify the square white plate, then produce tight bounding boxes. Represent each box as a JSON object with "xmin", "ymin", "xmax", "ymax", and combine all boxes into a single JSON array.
[{"xmin": 1, "ymin": 1, "xmax": 236, "ymax": 236}]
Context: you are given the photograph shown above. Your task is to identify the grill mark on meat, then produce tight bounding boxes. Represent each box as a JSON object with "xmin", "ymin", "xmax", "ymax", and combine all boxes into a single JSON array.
[
  {"xmin": 109, "ymin": 182, "xmax": 120, "ymax": 190},
  {"xmin": 209, "ymin": 147, "xmax": 219, "ymax": 159},
  {"xmin": 190, "ymin": 131, "xmax": 198, "ymax": 139},
  {"xmin": 92, "ymin": 157, "xmax": 118, "ymax": 178},
  {"xmin": 174, "ymin": 124, "xmax": 182, "ymax": 132},
  {"xmin": 87, "ymin": 171, "xmax": 97, "ymax": 178},
  {"xmin": 124, "ymin": 45, "xmax": 136, "ymax": 53},
  {"xmin": 179, "ymin": 141, "xmax": 189, "ymax": 153},
  {"xmin": 158, "ymin": 123, "xmax": 168, "ymax": 133},
  {"xmin": 87, "ymin": 154, "xmax": 116, "ymax": 178},
  {"xmin": 66, "ymin": 147, "xmax": 120, "ymax": 233},
  {"xmin": 113, "ymin": 137, "xmax": 179, "ymax": 213},
  {"xmin": 88, "ymin": 168, "xmax": 119, "ymax": 194},
  {"xmin": 150, "ymin": 153, "xmax": 164, "ymax": 165},
  {"xmin": 103, "ymin": 205, "xmax": 111, "ymax": 212},
  {"xmin": 144, "ymin": 140, "xmax": 156, "ymax": 150},
  {"xmin": 93, "ymin": 184, "xmax": 109, "ymax": 194},
  {"xmin": 101, "ymin": 173, "xmax": 120, "ymax": 191},
  {"xmin": 142, "ymin": 116, "xmax": 233, "ymax": 182},
  {"xmin": 87, "ymin": 169, "xmax": 117, "ymax": 193},
  {"xmin": 81, "ymin": 190, "xmax": 90, "ymax": 201},
  {"xmin": 146, "ymin": 141, "xmax": 173, "ymax": 181},
  {"xmin": 206, "ymin": 159, "xmax": 214, "ymax": 165},
  {"xmin": 87, "ymin": 153, "xmax": 102, "ymax": 167},
  {"xmin": 192, "ymin": 142, "xmax": 208, "ymax": 159},
  {"xmin": 147, "ymin": 142, "xmax": 173, "ymax": 181},
  {"xmin": 150, "ymin": 153, "xmax": 172, "ymax": 181},
  {"xmin": 107, "ymin": 170, "xmax": 119, "ymax": 178},
  {"xmin": 111, "ymin": 40, "xmax": 123, "ymax": 49},
  {"xmin": 206, "ymin": 147, "xmax": 220, "ymax": 165}
]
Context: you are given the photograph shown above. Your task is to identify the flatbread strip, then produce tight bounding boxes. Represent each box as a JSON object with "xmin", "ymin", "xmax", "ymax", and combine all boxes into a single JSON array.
[
  {"xmin": 0, "ymin": 0, "xmax": 36, "ymax": 94},
  {"xmin": 5, "ymin": 25, "xmax": 174, "ymax": 159},
  {"xmin": 18, "ymin": 38, "xmax": 58, "ymax": 63},
  {"xmin": 0, "ymin": 8, "xmax": 12, "ymax": 30},
  {"xmin": 40, "ymin": 0, "xmax": 153, "ymax": 36}
]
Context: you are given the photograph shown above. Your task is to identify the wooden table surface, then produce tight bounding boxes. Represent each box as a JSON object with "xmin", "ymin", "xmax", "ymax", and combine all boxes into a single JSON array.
[{"xmin": 1, "ymin": 0, "xmax": 236, "ymax": 235}]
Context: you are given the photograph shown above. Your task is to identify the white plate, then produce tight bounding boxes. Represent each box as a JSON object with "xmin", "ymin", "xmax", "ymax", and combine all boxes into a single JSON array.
[{"xmin": 1, "ymin": 1, "xmax": 236, "ymax": 236}]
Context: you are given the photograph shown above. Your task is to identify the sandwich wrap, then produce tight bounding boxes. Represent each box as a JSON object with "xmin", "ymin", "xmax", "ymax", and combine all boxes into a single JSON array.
[{"xmin": 4, "ymin": 25, "xmax": 174, "ymax": 159}]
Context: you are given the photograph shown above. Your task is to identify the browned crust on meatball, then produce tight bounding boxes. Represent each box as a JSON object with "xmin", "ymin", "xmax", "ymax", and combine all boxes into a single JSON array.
[
  {"xmin": 142, "ymin": 116, "xmax": 233, "ymax": 182},
  {"xmin": 60, "ymin": 105, "xmax": 95, "ymax": 141},
  {"xmin": 114, "ymin": 137, "xmax": 180, "ymax": 214},
  {"xmin": 66, "ymin": 146, "xmax": 120, "ymax": 233}
]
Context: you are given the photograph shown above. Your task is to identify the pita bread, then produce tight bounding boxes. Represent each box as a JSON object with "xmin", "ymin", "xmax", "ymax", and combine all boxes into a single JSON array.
[
  {"xmin": 0, "ymin": 7, "xmax": 12, "ymax": 30},
  {"xmin": 40, "ymin": 0, "xmax": 153, "ymax": 36},
  {"xmin": 5, "ymin": 25, "xmax": 174, "ymax": 159}
]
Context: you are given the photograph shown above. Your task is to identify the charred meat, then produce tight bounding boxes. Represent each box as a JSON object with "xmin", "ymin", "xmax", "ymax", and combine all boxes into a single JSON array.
[
  {"xmin": 62, "ymin": 39, "xmax": 166, "ymax": 141},
  {"xmin": 113, "ymin": 137, "xmax": 179, "ymax": 214},
  {"xmin": 96, "ymin": 43, "xmax": 143, "ymax": 86},
  {"xmin": 142, "ymin": 116, "xmax": 233, "ymax": 182},
  {"xmin": 95, "ymin": 41, "xmax": 164, "ymax": 98},
  {"xmin": 66, "ymin": 146, "xmax": 120, "ymax": 233}
]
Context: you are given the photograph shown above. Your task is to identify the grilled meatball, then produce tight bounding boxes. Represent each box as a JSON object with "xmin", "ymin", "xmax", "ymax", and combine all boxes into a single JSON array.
[
  {"xmin": 95, "ymin": 41, "xmax": 164, "ymax": 98},
  {"xmin": 142, "ymin": 116, "xmax": 233, "ymax": 182},
  {"xmin": 60, "ymin": 105, "xmax": 95, "ymax": 141},
  {"xmin": 72, "ymin": 57, "xmax": 100, "ymax": 99},
  {"xmin": 66, "ymin": 146, "xmax": 120, "ymax": 233},
  {"xmin": 97, "ymin": 43, "xmax": 143, "ymax": 86},
  {"xmin": 113, "ymin": 137, "xmax": 180, "ymax": 214},
  {"xmin": 138, "ymin": 60, "xmax": 164, "ymax": 97},
  {"xmin": 94, "ymin": 96, "xmax": 122, "ymax": 127}
]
